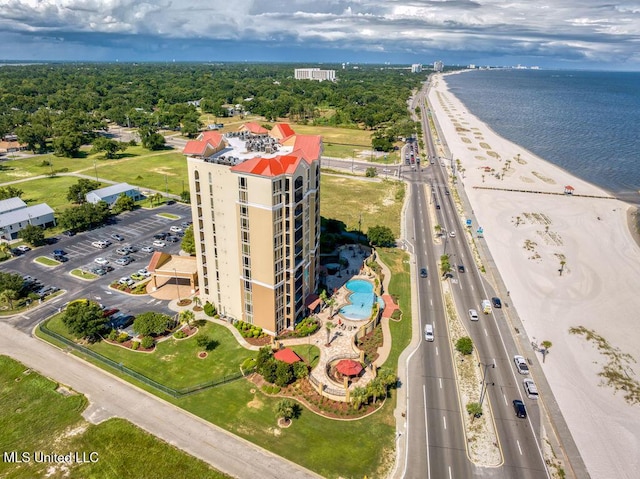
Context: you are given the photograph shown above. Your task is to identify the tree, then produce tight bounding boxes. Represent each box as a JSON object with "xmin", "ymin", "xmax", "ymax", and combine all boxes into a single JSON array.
[
  {"xmin": 111, "ymin": 194, "xmax": 136, "ymax": 214},
  {"xmin": 139, "ymin": 126, "xmax": 165, "ymax": 150},
  {"xmin": 255, "ymin": 345, "xmax": 275, "ymax": 374},
  {"xmin": 440, "ymin": 254, "xmax": 452, "ymax": 278},
  {"xmin": 351, "ymin": 386, "xmax": 369, "ymax": 410},
  {"xmin": 0, "ymin": 272, "xmax": 24, "ymax": 293},
  {"xmin": 180, "ymin": 309, "xmax": 195, "ymax": 327},
  {"xmin": 18, "ymin": 224, "xmax": 46, "ymax": 246},
  {"xmin": 149, "ymin": 192, "xmax": 164, "ymax": 207},
  {"xmin": 367, "ymin": 377, "xmax": 387, "ymax": 404},
  {"xmin": 132, "ymin": 311, "xmax": 172, "ymax": 336},
  {"xmin": 181, "ymin": 225, "xmax": 195, "ymax": 255},
  {"xmin": 0, "ymin": 289, "xmax": 19, "ymax": 309},
  {"xmin": 365, "ymin": 167, "xmax": 377, "ymax": 177},
  {"xmin": 91, "ymin": 137, "xmax": 127, "ymax": 159},
  {"xmin": 53, "ymin": 131, "xmax": 83, "ymax": 157},
  {"xmin": 275, "ymin": 360, "xmax": 294, "ymax": 387},
  {"xmin": 367, "ymin": 225, "xmax": 395, "ymax": 247},
  {"xmin": 62, "ymin": 300, "xmax": 108, "ymax": 342},
  {"xmin": 325, "ymin": 321, "xmax": 335, "ymax": 346},
  {"xmin": 0, "ymin": 186, "xmax": 24, "ymax": 200},
  {"xmin": 541, "ymin": 340, "xmax": 552, "ymax": 363},
  {"xmin": 67, "ymin": 178, "xmax": 101, "ymax": 204},
  {"xmin": 293, "ymin": 361, "xmax": 309, "ymax": 380},
  {"xmin": 466, "ymin": 402, "xmax": 483, "ymax": 420},
  {"xmin": 455, "ymin": 336, "xmax": 473, "ymax": 355},
  {"xmin": 274, "ymin": 399, "xmax": 295, "ymax": 423}
]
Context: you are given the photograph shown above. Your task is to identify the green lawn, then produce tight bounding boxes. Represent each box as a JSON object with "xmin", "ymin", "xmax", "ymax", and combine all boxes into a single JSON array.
[
  {"xmin": 46, "ymin": 315, "xmax": 255, "ymax": 389},
  {"xmin": 0, "ymin": 153, "xmax": 89, "ymax": 183},
  {"xmin": 35, "ymin": 255, "xmax": 58, "ymax": 266},
  {"xmin": 12, "ymin": 176, "xmax": 82, "ymax": 212},
  {"xmin": 93, "ymin": 150, "xmax": 188, "ymax": 195},
  {"xmin": 0, "ymin": 355, "xmax": 229, "ymax": 479},
  {"xmin": 70, "ymin": 269, "xmax": 97, "ymax": 280},
  {"xmin": 320, "ymin": 175, "xmax": 404, "ymax": 237}
]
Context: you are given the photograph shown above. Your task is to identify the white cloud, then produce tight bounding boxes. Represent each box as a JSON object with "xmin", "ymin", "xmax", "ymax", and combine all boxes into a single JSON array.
[{"xmin": 0, "ymin": 0, "xmax": 637, "ymax": 67}]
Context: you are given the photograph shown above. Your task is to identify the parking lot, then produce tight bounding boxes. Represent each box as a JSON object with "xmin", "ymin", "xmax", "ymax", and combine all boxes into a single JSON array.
[{"xmin": 0, "ymin": 203, "xmax": 192, "ymax": 332}]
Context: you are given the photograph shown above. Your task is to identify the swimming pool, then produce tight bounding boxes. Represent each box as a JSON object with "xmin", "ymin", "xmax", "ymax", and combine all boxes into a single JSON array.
[{"xmin": 338, "ymin": 279, "xmax": 385, "ymax": 321}]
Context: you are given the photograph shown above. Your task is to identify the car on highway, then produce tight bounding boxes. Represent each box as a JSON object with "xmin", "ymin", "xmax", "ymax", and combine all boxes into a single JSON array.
[
  {"xmin": 152, "ymin": 240, "xmax": 166, "ymax": 248},
  {"xmin": 140, "ymin": 246, "xmax": 154, "ymax": 253},
  {"xmin": 445, "ymin": 189, "xmax": 450, "ymax": 195},
  {"xmin": 514, "ymin": 355, "xmax": 530, "ymax": 375},
  {"xmin": 457, "ymin": 264, "xmax": 465, "ymax": 273},
  {"xmin": 523, "ymin": 378, "xmax": 539, "ymax": 399},
  {"xmin": 513, "ymin": 399, "xmax": 527, "ymax": 418},
  {"xmin": 420, "ymin": 268, "xmax": 428, "ymax": 278},
  {"xmin": 468, "ymin": 309, "xmax": 479, "ymax": 321},
  {"xmin": 449, "ymin": 231, "xmax": 456, "ymax": 238},
  {"xmin": 94, "ymin": 257, "xmax": 109, "ymax": 265},
  {"xmin": 481, "ymin": 299, "xmax": 492, "ymax": 314},
  {"xmin": 91, "ymin": 241, "xmax": 108, "ymax": 249},
  {"xmin": 424, "ymin": 323, "xmax": 434, "ymax": 342},
  {"xmin": 492, "ymin": 297, "xmax": 502, "ymax": 308},
  {"xmin": 111, "ymin": 233, "xmax": 125, "ymax": 241}
]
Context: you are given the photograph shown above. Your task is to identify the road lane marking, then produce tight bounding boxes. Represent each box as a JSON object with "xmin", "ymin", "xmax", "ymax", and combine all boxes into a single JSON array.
[
  {"xmin": 449, "ymin": 466, "xmax": 453, "ymax": 479},
  {"xmin": 423, "ymin": 384, "xmax": 431, "ymax": 479},
  {"xmin": 517, "ymin": 440, "xmax": 523, "ymax": 455},
  {"xmin": 435, "ymin": 347, "xmax": 439, "ymax": 356},
  {"xmin": 443, "ymin": 416, "xmax": 447, "ymax": 430},
  {"xmin": 484, "ymin": 328, "xmax": 488, "ymax": 336},
  {"xmin": 503, "ymin": 394, "xmax": 508, "ymax": 406},
  {"xmin": 439, "ymin": 378, "xmax": 442, "ymax": 389}
]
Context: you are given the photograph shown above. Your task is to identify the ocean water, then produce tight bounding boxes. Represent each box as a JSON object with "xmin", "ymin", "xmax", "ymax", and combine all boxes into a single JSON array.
[{"xmin": 444, "ymin": 70, "xmax": 640, "ymax": 205}]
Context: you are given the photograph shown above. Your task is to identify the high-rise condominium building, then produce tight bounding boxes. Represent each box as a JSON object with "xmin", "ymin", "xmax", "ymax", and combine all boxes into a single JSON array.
[
  {"xmin": 294, "ymin": 68, "xmax": 336, "ymax": 82},
  {"xmin": 184, "ymin": 123, "xmax": 323, "ymax": 335}
]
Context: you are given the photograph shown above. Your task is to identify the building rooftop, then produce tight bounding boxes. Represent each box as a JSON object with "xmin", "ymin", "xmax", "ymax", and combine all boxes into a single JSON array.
[
  {"xmin": 0, "ymin": 197, "xmax": 27, "ymax": 214},
  {"xmin": 0, "ymin": 203, "xmax": 54, "ymax": 228},
  {"xmin": 87, "ymin": 182, "xmax": 138, "ymax": 199}
]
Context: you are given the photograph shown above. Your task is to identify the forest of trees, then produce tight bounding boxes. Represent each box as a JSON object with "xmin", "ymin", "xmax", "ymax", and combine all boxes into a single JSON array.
[{"xmin": 0, "ymin": 63, "xmax": 424, "ymax": 156}]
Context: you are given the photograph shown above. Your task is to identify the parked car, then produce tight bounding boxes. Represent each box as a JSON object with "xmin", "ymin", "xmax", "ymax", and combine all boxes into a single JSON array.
[
  {"xmin": 514, "ymin": 355, "xmax": 530, "ymax": 375},
  {"xmin": 180, "ymin": 221, "xmax": 192, "ymax": 228},
  {"xmin": 16, "ymin": 245, "xmax": 31, "ymax": 253},
  {"xmin": 94, "ymin": 257, "xmax": 109, "ymax": 265},
  {"xmin": 116, "ymin": 248, "xmax": 129, "ymax": 256},
  {"xmin": 130, "ymin": 273, "xmax": 146, "ymax": 281},
  {"xmin": 53, "ymin": 249, "xmax": 66, "ymax": 256},
  {"xmin": 492, "ymin": 297, "xmax": 502, "ymax": 308},
  {"xmin": 468, "ymin": 309, "xmax": 479, "ymax": 321},
  {"xmin": 102, "ymin": 308, "xmax": 120, "ymax": 318},
  {"xmin": 92, "ymin": 268, "xmax": 106, "ymax": 276},
  {"xmin": 170, "ymin": 226, "xmax": 183, "ymax": 233},
  {"xmin": 114, "ymin": 256, "xmax": 133, "ymax": 266},
  {"xmin": 118, "ymin": 277, "xmax": 134, "ymax": 286},
  {"xmin": 62, "ymin": 230, "xmax": 76, "ymax": 237},
  {"xmin": 123, "ymin": 245, "xmax": 138, "ymax": 253},
  {"xmin": 153, "ymin": 233, "xmax": 167, "ymax": 240},
  {"xmin": 140, "ymin": 246, "xmax": 154, "ymax": 253},
  {"xmin": 165, "ymin": 235, "xmax": 179, "ymax": 243},
  {"xmin": 53, "ymin": 254, "xmax": 68, "ymax": 262},
  {"xmin": 137, "ymin": 268, "xmax": 151, "ymax": 277},
  {"xmin": 152, "ymin": 240, "xmax": 166, "ymax": 248},
  {"xmin": 513, "ymin": 399, "xmax": 527, "ymax": 418},
  {"xmin": 91, "ymin": 241, "xmax": 108, "ymax": 249},
  {"xmin": 111, "ymin": 234, "xmax": 125, "ymax": 241}
]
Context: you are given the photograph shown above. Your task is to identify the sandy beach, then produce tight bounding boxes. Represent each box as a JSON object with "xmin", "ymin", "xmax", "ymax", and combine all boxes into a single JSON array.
[{"xmin": 428, "ymin": 72, "xmax": 640, "ymax": 479}]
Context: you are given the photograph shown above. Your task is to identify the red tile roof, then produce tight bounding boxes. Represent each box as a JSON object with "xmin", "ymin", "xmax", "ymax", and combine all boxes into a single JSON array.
[
  {"xmin": 292, "ymin": 135, "xmax": 322, "ymax": 162},
  {"xmin": 274, "ymin": 348, "xmax": 302, "ymax": 364},
  {"xmin": 199, "ymin": 131, "xmax": 224, "ymax": 146},
  {"xmin": 240, "ymin": 122, "xmax": 268, "ymax": 134},
  {"xmin": 231, "ymin": 154, "xmax": 302, "ymax": 177},
  {"xmin": 183, "ymin": 131, "xmax": 225, "ymax": 156},
  {"xmin": 273, "ymin": 123, "xmax": 296, "ymax": 140},
  {"xmin": 183, "ymin": 140, "xmax": 210, "ymax": 156}
]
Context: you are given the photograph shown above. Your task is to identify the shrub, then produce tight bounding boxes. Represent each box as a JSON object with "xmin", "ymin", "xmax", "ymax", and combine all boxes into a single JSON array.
[
  {"xmin": 141, "ymin": 336, "xmax": 155, "ymax": 349},
  {"xmin": 131, "ymin": 341, "xmax": 140, "ymax": 350},
  {"xmin": 203, "ymin": 301, "xmax": 216, "ymax": 317},
  {"xmin": 174, "ymin": 330, "xmax": 186, "ymax": 339},
  {"xmin": 455, "ymin": 336, "xmax": 473, "ymax": 355},
  {"xmin": 116, "ymin": 332, "xmax": 129, "ymax": 343},
  {"xmin": 108, "ymin": 329, "xmax": 118, "ymax": 341}
]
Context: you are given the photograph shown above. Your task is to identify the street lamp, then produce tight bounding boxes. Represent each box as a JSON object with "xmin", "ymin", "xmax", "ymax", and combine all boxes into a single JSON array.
[
  {"xmin": 352, "ymin": 149, "xmax": 356, "ymax": 173},
  {"xmin": 478, "ymin": 362, "xmax": 495, "ymax": 410}
]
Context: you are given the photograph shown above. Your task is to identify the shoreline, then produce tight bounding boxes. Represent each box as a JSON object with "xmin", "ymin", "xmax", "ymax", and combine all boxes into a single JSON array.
[{"xmin": 428, "ymin": 72, "xmax": 640, "ymax": 479}]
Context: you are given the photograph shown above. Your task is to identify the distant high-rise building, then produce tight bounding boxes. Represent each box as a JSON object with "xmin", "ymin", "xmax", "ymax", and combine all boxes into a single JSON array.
[
  {"xmin": 294, "ymin": 68, "xmax": 336, "ymax": 82},
  {"xmin": 433, "ymin": 61, "xmax": 444, "ymax": 72},
  {"xmin": 411, "ymin": 64, "xmax": 422, "ymax": 73},
  {"xmin": 184, "ymin": 124, "xmax": 323, "ymax": 335}
]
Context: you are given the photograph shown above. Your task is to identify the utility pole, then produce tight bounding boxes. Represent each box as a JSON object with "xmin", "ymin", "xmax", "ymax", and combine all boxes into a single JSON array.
[{"xmin": 478, "ymin": 362, "xmax": 495, "ymax": 410}]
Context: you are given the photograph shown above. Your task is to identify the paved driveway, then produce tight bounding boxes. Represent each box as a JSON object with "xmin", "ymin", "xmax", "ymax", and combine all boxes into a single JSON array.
[{"xmin": 0, "ymin": 323, "xmax": 321, "ymax": 479}]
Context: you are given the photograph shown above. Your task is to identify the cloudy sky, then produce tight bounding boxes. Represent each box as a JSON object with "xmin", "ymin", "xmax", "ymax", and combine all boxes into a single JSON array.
[{"xmin": 0, "ymin": 0, "xmax": 638, "ymax": 69}]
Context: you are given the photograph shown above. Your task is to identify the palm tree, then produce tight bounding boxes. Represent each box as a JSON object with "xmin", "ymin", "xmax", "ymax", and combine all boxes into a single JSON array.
[
  {"xmin": 541, "ymin": 340, "xmax": 552, "ymax": 363},
  {"xmin": 319, "ymin": 290, "xmax": 328, "ymax": 311},
  {"xmin": 434, "ymin": 224, "xmax": 442, "ymax": 236},
  {"xmin": 367, "ymin": 377, "xmax": 386, "ymax": 404},
  {"xmin": 274, "ymin": 399, "xmax": 295, "ymax": 424},
  {"xmin": 325, "ymin": 297, "xmax": 337, "ymax": 318},
  {"xmin": 192, "ymin": 296, "xmax": 202, "ymax": 310},
  {"xmin": 0, "ymin": 289, "xmax": 18, "ymax": 310},
  {"xmin": 325, "ymin": 321, "xmax": 335, "ymax": 346},
  {"xmin": 351, "ymin": 386, "xmax": 368, "ymax": 410},
  {"xmin": 467, "ymin": 402, "xmax": 482, "ymax": 421},
  {"xmin": 180, "ymin": 309, "xmax": 195, "ymax": 328},
  {"xmin": 149, "ymin": 192, "xmax": 163, "ymax": 207}
]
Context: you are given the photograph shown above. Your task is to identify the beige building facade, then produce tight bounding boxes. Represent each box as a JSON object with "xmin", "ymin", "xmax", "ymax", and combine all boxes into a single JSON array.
[{"xmin": 186, "ymin": 124, "xmax": 322, "ymax": 335}]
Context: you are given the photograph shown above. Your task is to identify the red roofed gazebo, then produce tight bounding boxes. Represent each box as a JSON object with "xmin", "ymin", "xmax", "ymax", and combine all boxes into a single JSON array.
[
  {"xmin": 564, "ymin": 185, "xmax": 575, "ymax": 195},
  {"xmin": 335, "ymin": 359, "xmax": 363, "ymax": 377},
  {"xmin": 274, "ymin": 348, "xmax": 302, "ymax": 364}
]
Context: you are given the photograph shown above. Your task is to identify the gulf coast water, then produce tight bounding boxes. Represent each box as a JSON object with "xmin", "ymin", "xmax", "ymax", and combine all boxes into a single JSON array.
[{"xmin": 444, "ymin": 69, "xmax": 640, "ymax": 206}]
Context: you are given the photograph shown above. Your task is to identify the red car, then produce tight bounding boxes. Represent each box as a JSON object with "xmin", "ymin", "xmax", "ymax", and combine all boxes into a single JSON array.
[{"xmin": 102, "ymin": 308, "xmax": 120, "ymax": 318}]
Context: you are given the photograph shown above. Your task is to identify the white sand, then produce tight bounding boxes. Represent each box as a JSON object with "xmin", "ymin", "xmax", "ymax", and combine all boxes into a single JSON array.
[{"xmin": 428, "ymin": 73, "xmax": 640, "ymax": 479}]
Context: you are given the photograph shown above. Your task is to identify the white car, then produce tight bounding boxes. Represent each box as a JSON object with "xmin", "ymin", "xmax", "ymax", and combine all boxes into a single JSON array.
[
  {"xmin": 514, "ymin": 355, "xmax": 530, "ymax": 375},
  {"xmin": 91, "ymin": 241, "xmax": 108, "ymax": 249},
  {"xmin": 94, "ymin": 257, "xmax": 109, "ymax": 265},
  {"xmin": 137, "ymin": 268, "xmax": 151, "ymax": 277},
  {"xmin": 16, "ymin": 245, "xmax": 31, "ymax": 252},
  {"xmin": 523, "ymin": 378, "xmax": 539, "ymax": 399},
  {"xmin": 449, "ymin": 231, "xmax": 456, "ymax": 238},
  {"xmin": 140, "ymin": 246, "xmax": 154, "ymax": 253},
  {"xmin": 468, "ymin": 309, "xmax": 479, "ymax": 321},
  {"xmin": 152, "ymin": 240, "xmax": 166, "ymax": 248},
  {"xmin": 118, "ymin": 277, "xmax": 134, "ymax": 286},
  {"xmin": 170, "ymin": 226, "xmax": 183, "ymax": 233}
]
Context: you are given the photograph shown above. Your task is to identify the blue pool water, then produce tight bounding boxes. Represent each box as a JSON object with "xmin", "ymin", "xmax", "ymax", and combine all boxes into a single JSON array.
[{"xmin": 339, "ymin": 279, "xmax": 385, "ymax": 321}]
